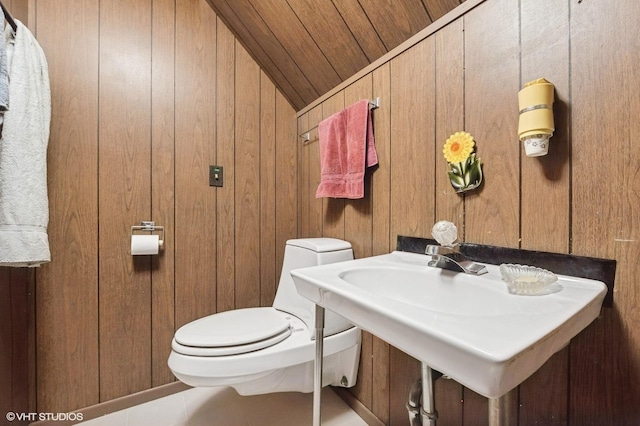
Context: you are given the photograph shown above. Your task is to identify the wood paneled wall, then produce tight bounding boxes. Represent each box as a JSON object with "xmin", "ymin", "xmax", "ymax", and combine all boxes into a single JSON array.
[
  {"xmin": 297, "ymin": 0, "xmax": 640, "ymax": 424},
  {"xmin": 0, "ymin": 0, "xmax": 297, "ymax": 415},
  {"xmin": 2, "ymin": 0, "xmax": 639, "ymax": 423}
]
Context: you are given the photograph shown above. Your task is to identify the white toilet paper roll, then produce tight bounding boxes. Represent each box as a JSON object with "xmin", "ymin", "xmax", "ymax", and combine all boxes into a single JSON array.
[{"xmin": 131, "ymin": 234, "xmax": 160, "ymax": 255}]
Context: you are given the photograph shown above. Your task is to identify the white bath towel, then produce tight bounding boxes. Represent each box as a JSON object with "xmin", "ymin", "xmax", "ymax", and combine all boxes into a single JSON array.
[{"xmin": 0, "ymin": 19, "xmax": 51, "ymax": 267}]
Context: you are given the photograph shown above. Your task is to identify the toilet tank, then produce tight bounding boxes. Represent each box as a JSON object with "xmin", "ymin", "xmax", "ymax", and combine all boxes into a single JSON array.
[{"xmin": 273, "ymin": 238, "xmax": 354, "ymax": 339}]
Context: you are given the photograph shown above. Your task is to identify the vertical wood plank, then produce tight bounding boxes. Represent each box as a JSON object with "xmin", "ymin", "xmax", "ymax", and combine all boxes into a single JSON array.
[
  {"xmin": 518, "ymin": 351, "xmax": 568, "ymax": 425},
  {"xmin": 175, "ymin": 0, "xmax": 217, "ymax": 326},
  {"xmin": 389, "ymin": 39, "xmax": 435, "ymax": 243},
  {"xmin": 234, "ymin": 42, "xmax": 261, "ymax": 309},
  {"xmin": 519, "ymin": 0, "xmax": 570, "ymax": 254},
  {"xmin": 517, "ymin": 0, "xmax": 571, "ymax": 423},
  {"xmin": 344, "ymin": 76, "xmax": 374, "ymax": 410},
  {"xmin": 216, "ymin": 17, "xmax": 235, "ymax": 313},
  {"xmin": 464, "ymin": 0, "xmax": 520, "ymax": 249},
  {"xmin": 434, "ymin": 19, "xmax": 464, "ymax": 227},
  {"xmin": 433, "ymin": 18, "xmax": 465, "ymax": 424},
  {"xmin": 320, "ymin": 92, "xmax": 346, "ymax": 240},
  {"xmin": 0, "ymin": 273, "xmax": 12, "ymax": 416},
  {"xmin": 98, "ymin": 0, "xmax": 152, "ymax": 401},
  {"xmin": 7, "ymin": 0, "xmax": 29, "ymax": 26},
  {"xmin": 34, "ymin": 0, "xmax": 100, "ymax": 412},
  {"xmin": 371, "ymin": 62, "xmax": 392, "ymax": 425},
  {"xmin": 344, "ymin": 75, "xmax": 374, "ymax": 259},
  {"xmin": 371, "ymin": 63, "xmax": 392, "ymax": 256},
  {"xmin": 570, "ymin": 0, "xmax": 640, "ymax": 424},
  {"xmin": 151, "ymin": 0, "xmax": 176, "ymax": 388},
  {"xmin": 371, "ymin": 336, "xmax": 390, "ymax": 425},
  {"xmin": 11, "ymin": 271, "xmax": 35, "ymax": 414},
  {"xmin": 308, "ymin": 105, "xmax": 324, "ymax": 238},
  {"xmin": 0, "ymin": 269, "xmax": 35, "ymax": 417},
  {"xmin": 297, "ymin": 113, "xmax": 310, "ymax": 237},
  {"xmin": 275, "ymin": 90, "xmax": 298, "ymax": 276},
  {"xmin": 260, "ymin": 73, "xmax": 277, "ymax": 306}
]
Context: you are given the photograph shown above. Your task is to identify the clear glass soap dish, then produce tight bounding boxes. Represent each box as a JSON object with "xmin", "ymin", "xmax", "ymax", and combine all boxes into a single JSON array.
[{"xmin": 499, "ymin": 264, "xmax": 558, "ymax": 295}]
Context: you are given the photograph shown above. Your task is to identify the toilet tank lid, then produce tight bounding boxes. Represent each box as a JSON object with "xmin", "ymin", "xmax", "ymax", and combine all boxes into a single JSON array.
[{"xmin": 286, "ymin": 238, "xmax": 352, "ymax": 253}]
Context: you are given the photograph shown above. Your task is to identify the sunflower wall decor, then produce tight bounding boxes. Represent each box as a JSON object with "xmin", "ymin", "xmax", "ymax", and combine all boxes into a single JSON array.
[{"xmin": 442, "ymin": 131, "xmax": 483, "ymax": 193}]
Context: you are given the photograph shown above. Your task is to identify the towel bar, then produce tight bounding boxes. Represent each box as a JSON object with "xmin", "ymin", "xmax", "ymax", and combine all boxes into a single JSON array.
[
  {"xmin": 368, "ymin": 97, "xmax": 380, "ymax": 110},
  {"xmin": 299, "ymin": 97, "xmax": 380, "ymax": 142}
]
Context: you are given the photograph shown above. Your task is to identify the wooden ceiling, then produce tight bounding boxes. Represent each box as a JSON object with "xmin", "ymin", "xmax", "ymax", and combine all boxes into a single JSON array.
[{"xmin": 205, "ymin": 0, "xmax": 466, "ymax": 110}]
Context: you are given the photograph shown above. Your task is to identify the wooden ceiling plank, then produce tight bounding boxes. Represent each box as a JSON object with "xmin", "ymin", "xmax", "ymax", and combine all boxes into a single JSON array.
[
  {"xmin": 206, "ymin": 0, "xmax": 314, "ymax": 108},
  {"xmin": 358, "ymin": 0, "xmax": 433, "ymax": 50},
  {"xmin": 287, "ymin": 0, "xmax": 370, "ymax": 80},
  {"xmin": 208, "ymin": 0, "xmax": 464, "ymax": 110},
  {"xmin": 248, "ymin": 0, "xmax": 342, "ymax": 96},
  {"xmin": 422, "ymin": 0, "xmax": 463, "ymax": 21},
  {"xmin": 331, "ymin": 0, "xmax": 388, "ymax": 62},
  {"xmin": 297, "ymin": 0, "xmax": 487, "ymax": 115}
]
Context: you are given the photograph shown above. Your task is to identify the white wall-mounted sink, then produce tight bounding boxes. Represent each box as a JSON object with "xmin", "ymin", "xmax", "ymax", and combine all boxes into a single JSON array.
[{"xmin": 291, "ymin": 250, "xmax": 607, "ymax": 399}]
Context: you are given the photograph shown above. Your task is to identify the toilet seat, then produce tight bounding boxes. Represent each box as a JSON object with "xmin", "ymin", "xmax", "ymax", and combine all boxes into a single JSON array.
[{"xmin": 172, "ymin": 307, "xmax": 293, "ymax": 357}]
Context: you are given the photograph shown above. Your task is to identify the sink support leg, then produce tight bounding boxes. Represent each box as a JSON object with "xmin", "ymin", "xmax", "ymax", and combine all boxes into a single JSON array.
[
  {"xmin": 313, "ymin": 304, "xmax": 324, "ymax": 426},
  {"xmin": 488, "ymin": 390, "xmax": 516, "ymax": 426},
  {"xmin": 421, "ymin": 363, "xmax": 438, "ymax": 425}
]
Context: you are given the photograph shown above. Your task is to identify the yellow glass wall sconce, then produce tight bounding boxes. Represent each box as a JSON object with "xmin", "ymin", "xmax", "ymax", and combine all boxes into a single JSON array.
[{"xmin": 518, "ymin": 78, "xmax": 555, "ymax": 157}]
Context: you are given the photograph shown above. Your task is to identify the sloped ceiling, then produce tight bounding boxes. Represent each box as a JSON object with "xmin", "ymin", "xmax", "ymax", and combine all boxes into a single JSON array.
[{"xmin": 205, "ymin": 0, "xmax": 466, "ymax": 110}]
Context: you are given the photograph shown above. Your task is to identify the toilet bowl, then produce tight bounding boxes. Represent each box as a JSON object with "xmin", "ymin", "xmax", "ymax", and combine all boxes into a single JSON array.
[{"xmin": 168, "ymin": 238, "xmax": 361, "ymax": 395}]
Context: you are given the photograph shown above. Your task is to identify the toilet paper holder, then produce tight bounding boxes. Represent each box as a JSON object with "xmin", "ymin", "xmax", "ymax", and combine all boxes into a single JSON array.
[{"xmin": 131, "ymin": 221, "xmax": 164, "ymax": 250}]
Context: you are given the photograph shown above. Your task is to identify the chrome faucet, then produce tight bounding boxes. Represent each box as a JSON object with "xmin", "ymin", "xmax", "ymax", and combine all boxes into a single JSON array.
[
  {"xmin": 425, "ymin": 244, "xmax": 487, "ymax": 275},
  {"xmin": 426, "ymin": 220, "xmax": 488, "ymax": 275}
]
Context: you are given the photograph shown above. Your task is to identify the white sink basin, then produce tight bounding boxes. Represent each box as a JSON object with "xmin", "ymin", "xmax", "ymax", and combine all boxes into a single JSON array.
[
  {"xmin": 291, "ymin": 251, "xmax": 607, "ymax": 398},
  {"xmin": 339, "ymin": 266, "xmax": 527, "ymax": 317}
]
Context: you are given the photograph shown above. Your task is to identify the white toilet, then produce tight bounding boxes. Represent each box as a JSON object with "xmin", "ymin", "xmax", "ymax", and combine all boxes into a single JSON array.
[{"xmin": 168, "ymin": 238, "xmax": 361, "ymax": 395}]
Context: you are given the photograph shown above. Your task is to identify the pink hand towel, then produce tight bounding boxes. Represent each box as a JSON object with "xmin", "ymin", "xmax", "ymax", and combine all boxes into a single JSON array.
[{"xmin": 315, "ymin": 99, "xmax": 378, "ymax": 199}]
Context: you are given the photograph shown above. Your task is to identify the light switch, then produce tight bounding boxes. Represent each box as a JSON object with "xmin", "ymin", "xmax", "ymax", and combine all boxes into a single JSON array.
[{"xmin": 210, "ymin": 165, "xmax": 223, "ymax": 187}]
